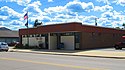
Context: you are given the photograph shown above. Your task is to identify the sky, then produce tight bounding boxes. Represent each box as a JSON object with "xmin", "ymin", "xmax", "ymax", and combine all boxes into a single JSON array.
[{"xmin": 0, "ymin": 0, "xmax": 125, "ymax": 30}]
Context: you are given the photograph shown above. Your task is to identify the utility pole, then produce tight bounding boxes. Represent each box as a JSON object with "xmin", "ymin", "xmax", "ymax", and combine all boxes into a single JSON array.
[{"xmin": 95, "ymin": 18, "xmax": 98, "ymax": 26}]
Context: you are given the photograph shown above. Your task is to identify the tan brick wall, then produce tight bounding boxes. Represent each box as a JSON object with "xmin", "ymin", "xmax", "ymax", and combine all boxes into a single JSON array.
[{"xmin": 80, "ymin": 32, "xmax": 123, "ymax": 49}]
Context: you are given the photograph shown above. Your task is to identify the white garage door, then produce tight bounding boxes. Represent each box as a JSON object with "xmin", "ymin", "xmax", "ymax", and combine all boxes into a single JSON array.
[{"xmin": 61, "ymin": 36, "xmax": 74, "ymax": 50}]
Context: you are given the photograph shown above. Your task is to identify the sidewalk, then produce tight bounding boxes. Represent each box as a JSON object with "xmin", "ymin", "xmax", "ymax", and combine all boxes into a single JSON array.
[{"xmin": 9, "ymin": 47, "xmax": 125, "ymax": 59}]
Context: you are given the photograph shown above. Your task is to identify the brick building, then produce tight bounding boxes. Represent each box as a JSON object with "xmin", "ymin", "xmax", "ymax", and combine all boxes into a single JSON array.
[{"xmin": 19, "ymin": 22, "xmax": 125, "ymax": 50}]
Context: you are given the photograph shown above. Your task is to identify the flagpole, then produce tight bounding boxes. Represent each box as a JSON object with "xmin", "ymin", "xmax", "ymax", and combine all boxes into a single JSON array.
[{"xmin": 27, "ymin": 11, "xmax": 29, "ymax": 47}]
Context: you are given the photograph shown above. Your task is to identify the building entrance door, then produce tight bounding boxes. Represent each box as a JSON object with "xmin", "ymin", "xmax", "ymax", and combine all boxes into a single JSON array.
[{"xmin": 48, "ymin": 33, "xmax": 57, "ymax": 50}]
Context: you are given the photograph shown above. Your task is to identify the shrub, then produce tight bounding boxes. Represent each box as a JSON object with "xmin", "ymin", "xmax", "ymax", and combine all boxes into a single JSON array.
[
  {"xmin": 14, "ymin": 43, "xmax": 39, "ymax": 49},
  {"xmin": 14, "ymin": 43, "xmax": 23, "ymax": 49}
]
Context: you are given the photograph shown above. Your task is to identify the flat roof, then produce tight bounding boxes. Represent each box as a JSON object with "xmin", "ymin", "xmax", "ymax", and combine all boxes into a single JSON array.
[
  {"xmin": 19, "ymin": 22, "xmax": 125, "ymax": 35},
  {"xmin": 0, "ymin": 30, "xmax": 19, "ymax": 37}
]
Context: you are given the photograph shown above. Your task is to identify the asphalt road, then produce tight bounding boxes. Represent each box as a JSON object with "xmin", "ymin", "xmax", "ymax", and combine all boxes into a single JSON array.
[{"xmin": 0, "ymin": 52, "xmax": 125, "ymax": 70}]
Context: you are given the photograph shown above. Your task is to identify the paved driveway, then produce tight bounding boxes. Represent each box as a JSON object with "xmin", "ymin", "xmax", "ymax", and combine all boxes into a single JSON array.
[{"xmin": 95, "ymin": 48, "xmax": 125, "ymax": 52}]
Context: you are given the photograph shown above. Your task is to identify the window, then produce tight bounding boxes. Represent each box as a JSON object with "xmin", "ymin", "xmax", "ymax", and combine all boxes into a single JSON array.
[
  {"xmin": 50, "ymin": 33, "xmax": 57, "ymax": 36},
  {"xmin": 23, "ymin": 35, "xmax": 25, "ymax": 37},
  {"xmin": 41, "ymin": 34, "xmax": 45, "ymax": 37},
  {"xmin": 32, "ymin": 34, "xmax": 35, "ymax": 37},
  {"xmin": 61, "ymin": 32, "xmax": 74, "ymax": 36},
  {"xmin": 26, "ymin": 35, "xmax": 30, "ymax": 37},
  {"xmin": 36, "ymin": 34, "xmax": 40, "ymax": 37},
  {"xmin": 75, "ymin": 32, "xmax": 80, "ymax": 43}
]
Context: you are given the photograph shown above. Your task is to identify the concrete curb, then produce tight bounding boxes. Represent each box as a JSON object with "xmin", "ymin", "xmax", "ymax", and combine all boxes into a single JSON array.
[{"xmin": 9, "ymin": 49, "xmax": 125, "ymax": 59}]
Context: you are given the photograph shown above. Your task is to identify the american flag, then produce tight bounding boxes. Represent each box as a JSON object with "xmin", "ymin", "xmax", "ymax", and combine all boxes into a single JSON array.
[{"xmin": 24, "ymin": 12, "xmax": 28, "ymax": 20}]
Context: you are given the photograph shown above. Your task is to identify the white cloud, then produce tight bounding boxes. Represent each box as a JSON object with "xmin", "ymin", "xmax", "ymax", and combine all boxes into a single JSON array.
[
  {"xmin": 96, "ymin": 0, "xmax": 125, "ymax": 6},
  {"xmin": 45, "ymin": 1, "xmax": 94, "ymax": 13},
  {"xmin": 44, "ymin": 6, "xmax": 65, "ymax": 13},
  {"xmin": 101, "ymin": 11, "xmax": 113, "ymax": 18},
  {"xmin": 94, "ymin": 5, "xmax": 113, "ymax": 12},
  {"xmin": 2, "ymin": 20, "xmax": 23, "ymax": 29},
  {"xmin": 0, "ymin": 6, "xmax": 23, "ymax": 23},
  {"xmin": 0, "ymin": 21, "xmax": 4, "ymax": 26},
  {"xmin": 111, "ymin": 21, "xmax": 120, "ymax": 27},
  {"xmin": 112, "ymin": 10, "xmax": 122, "ymax": 20},
  {"xmin": 22, "ymin": 1, "xmax": 45, "ymax": 22},
  {"xmin": 48, "ymin": 0, "xmax": 53, "ymax": 2},
  {"xmin": 42, "ymin": 12, "xmax": 84, "ymax": 25},
  {"xmin": 82, "ymin": 16, "xmax": 97, "ymax": 25},
  {"xmin": 0, "ymin": 15, "xmax": 8, "ymax": 21},
  {"xmin": 8, "ymin": 20, "xmax": 32, "ymax": 30},
  {"xmin": 0, "ymin": 6, "xmax": 28, "ymax": 30},
  {"xmin": 16, "ymin": 0, "xmax": 31, "ymax": 6},
  {"xmin": 116, "ymin": 0, "xmax": 125, "ymax": 6},
  {"xmin": 99, "ymin": 10, "xmax": 125, "ymax": 28},
  {"xmin": 65, "ymin": 1, "xmax": 94, "ymax": 13},
  {"xmin": 96, "ymin": 0, "xmax": 110, "ymax": 4},
  {"xmin": 0, "ymin": 0, "xmax": 125, "ymax": 30},
  {"xmin": 43, "ymin": 1, "xmax": 96, "ymax": 25},
  {"xmin": 0, "ymin": 0, "xmax": 31, "ymax": 6},
  {"xmin": 0, "ymin": 6, "xmax": 22, "ymax": 18},
  {"xmin": 10, "ymin": 20, "xmax": 23, "ymax": 25},
  {"xmin": 44, "ymin": 0, "xmax": 95, "ymax": 22},
  {"xmin": 23, "ymin": 1, "xmax": 42, "ymax": 13}
]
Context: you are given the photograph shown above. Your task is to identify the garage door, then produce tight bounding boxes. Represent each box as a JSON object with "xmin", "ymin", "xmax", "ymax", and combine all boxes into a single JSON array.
[{"xmin": 61, "ymin": 36, "xmax": 74, "ymax": 50}]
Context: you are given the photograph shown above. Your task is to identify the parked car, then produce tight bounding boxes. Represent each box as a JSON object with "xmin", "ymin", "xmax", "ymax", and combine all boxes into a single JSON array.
[
  {"xmin": 114, "ymin": 41, "xmax": 125, "ymax": 50},
  {"xmin": 0, "ymin": 42, "xmax": 9, "ymax": 52},
  {"xmin": 8, "ymin": 42, "xmax": 19, "ymax": 46}
]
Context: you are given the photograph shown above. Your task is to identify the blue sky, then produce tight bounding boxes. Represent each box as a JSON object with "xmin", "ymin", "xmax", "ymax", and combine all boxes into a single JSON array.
[{"xmin": 0, "ymin": 0, "xmax": 125, "ymax": 30}]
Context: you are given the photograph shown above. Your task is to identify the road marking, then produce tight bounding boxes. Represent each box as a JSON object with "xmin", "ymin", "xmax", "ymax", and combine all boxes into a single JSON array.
[{"xmin": 0, "ymin": 57, "xmax": 108, "ymax": 70}]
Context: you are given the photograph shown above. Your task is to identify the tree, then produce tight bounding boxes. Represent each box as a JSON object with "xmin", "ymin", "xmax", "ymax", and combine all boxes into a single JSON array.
[
  {"xmin": 34, "ymin": 19, "xmax": 38, "ymax": 27},
  {"xmin": 115, "ymin": 27, "xmax": 121, "ymax": 29},
  {"xmin": 38, "ymin": 22, "xmax": 42, "ymax": 25},
  {"xmin": 33, "ymin": 19, "xmax": 43, "ymax": 27},
  {"xmin": 36, "ymin": 22, "xmax": 42, "ymax": 26},
  {"xmin": 122, "ymin": 23, "xmax": 125, "ymax": 28}
]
